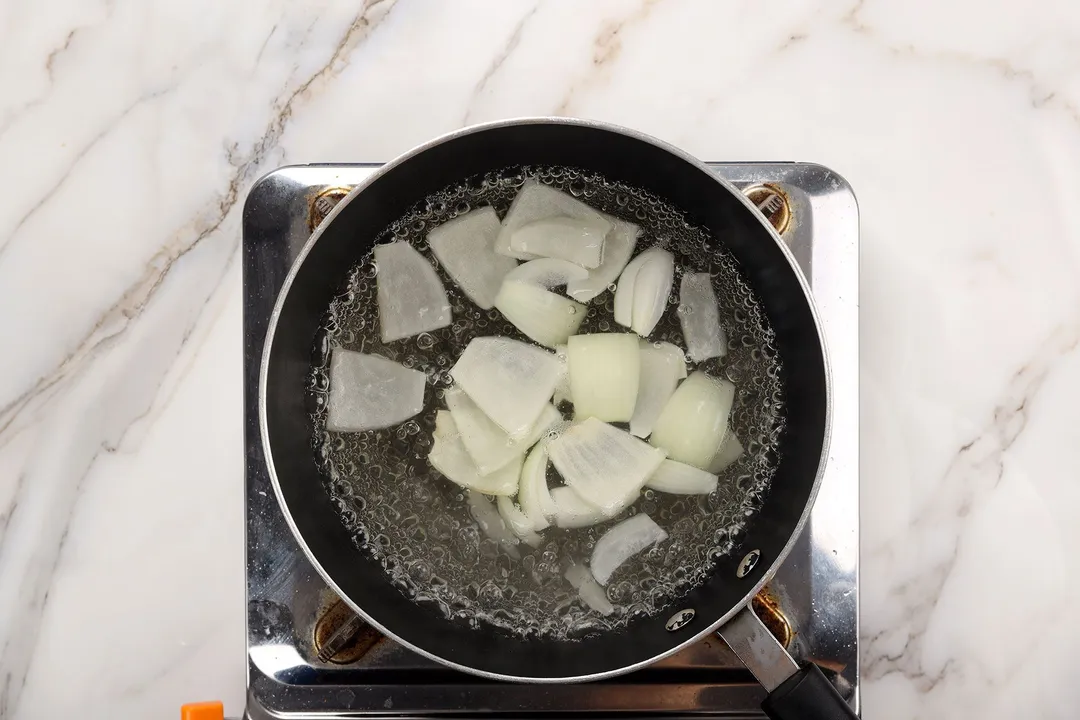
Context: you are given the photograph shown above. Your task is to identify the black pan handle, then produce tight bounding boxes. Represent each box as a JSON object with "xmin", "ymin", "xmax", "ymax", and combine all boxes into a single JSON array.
[{"xmin": 718, "ymin": 606, "xmax": 858, "ymax": 720}]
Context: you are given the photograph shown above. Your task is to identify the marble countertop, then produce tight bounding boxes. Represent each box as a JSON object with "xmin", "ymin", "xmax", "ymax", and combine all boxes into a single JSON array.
[{"xmin": 3, "ymin": 0, "xmax": 1079, "ymax": 718}]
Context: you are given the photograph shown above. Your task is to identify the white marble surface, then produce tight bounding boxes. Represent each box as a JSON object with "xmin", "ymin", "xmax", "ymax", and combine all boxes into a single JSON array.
[{"xmin": 2, "ymin": 0, "xmax": 1080, "ymax": 717}]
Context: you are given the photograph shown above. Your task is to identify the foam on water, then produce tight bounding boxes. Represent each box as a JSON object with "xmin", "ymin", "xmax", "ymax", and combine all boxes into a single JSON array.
[{"xmin": 308, "ymin": 166, "xmax": 785, "ymax": 639}]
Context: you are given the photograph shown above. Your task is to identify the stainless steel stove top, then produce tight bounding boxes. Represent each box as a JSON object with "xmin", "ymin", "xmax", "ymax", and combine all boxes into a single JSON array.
[{"xmin": 242, "ymin": 162, "xmax": 859, "ymax": 719}]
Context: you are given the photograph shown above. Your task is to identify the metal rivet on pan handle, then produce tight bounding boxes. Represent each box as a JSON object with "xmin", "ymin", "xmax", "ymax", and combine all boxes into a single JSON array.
[
  {"xmin": 737, "ymin": 549, "xmax": 761, "ymax": 578},
  {"xmin": 742, "ymin": 184, "xmax": 792, "ymax": 236},
  {"xmin": 309, "ymin": 186, "xmax": 354, "ymax": 233},
  {"xmin": 665, "ymin": 608, "xmax": 696, "ymax": 632}
]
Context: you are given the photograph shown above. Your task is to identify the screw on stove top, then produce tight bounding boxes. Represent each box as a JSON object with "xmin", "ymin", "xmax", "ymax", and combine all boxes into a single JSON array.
[
  {"xmin": 313, "ymin": 599, "xmax": 383, "ymax": 664},
  {"xmin": 736, "ymin": 549, "xmax": 760, "ymax": 578},
  {"xmin": 741, "ymin": 184, "xmax": 792, "ymax": 236},
  {"xmin": 309, "ymin": 186, "xmax": 354, "ymax": 233}
]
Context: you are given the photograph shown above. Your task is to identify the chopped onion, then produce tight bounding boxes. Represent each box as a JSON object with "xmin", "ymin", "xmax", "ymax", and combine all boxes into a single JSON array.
[
  {"xmin": 551, "ymin": 485, "xmax": 622, "ymax": 529},
  {"xmin": 650, "ymin": 372, "xmax": 735, "ymax": 469},
  {"xmin": 510, "ymin": 216, "xmax": 609, "ymax": 269},
  {"xmin": 613, "ymin": 248, "xmax": 675, "ymax": 337},
  {"xmin": 645, "ymin": 459, "xmax": 719, "ymax": 495},
  {"xmin": 629, "ymin": 341, "xmax": 686, "ymax": 438},
  {"xmin": 590, "ymin": 514, "xmax": 668, "ymax": 585},
  {"xmin": 679, "ymin": 272, "xmax": 727, "ymax": 362},
  {"xmin": 497, "ymin": 495, "xmax": 543, "ymax": 547},
  {"xmin": 429, "ymin": 412, "xmax": 521, "ymax": 495},
  {"xmin": 548, "ymin": 417, "xmax": 666, "ymax": 516},
  {"xmin": 495, "ymin": 179, "xmax": 613, "ymax": 261},
  {"xmin": 708, "ymin": 431, "xmax": 744, "ymax": 474},
  {"xmin": 427, "ymin": 206, "xmax": 518, "ymax": 310},
  {"xmin": 567, "ymin": 333, "xmax": 640, "ymax": 422},
  {"xmin": 466, "ymin": 490, "xmax": 520, "ymax": 559},
  {"xmin": 553, "ymin": 344, "xmax": 571, "ymax": 405},
  {"xmin": 564, "ymin": 561, "xmax": 614, "ymax": 615},
  {"xmin": 494, "ymin": 281, "xmax": 587, "ymax": 348},
  {"xmin": 566, "ymin": 217, "xmax": 640, "ymax": 302},
  {"xmin": 504, "ymin": 258, "xmax": 589, "ymax": 290},
  {"xmin": 519, "ymin": 441, "xmax": 558, "ymax": 530},
  {"xmin": 326, "ymin": 349, "xmax": 426, "ymax": 432},
  {"xmin": 445, "ymin": 386, "xmax": 560, "ymax": 475},
  {"xmin": 375, "ymin": 241, "xmax": 452, "ymax": 342},
  {"xmin": 450, "ymin": 337, "xmax": 562, "ymax": 439}
]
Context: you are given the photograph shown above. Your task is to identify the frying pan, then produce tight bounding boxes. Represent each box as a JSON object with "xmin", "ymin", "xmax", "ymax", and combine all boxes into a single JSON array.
[{"xmin": 260, "ymin": 118, "xmax": 855, "ymax": 719}]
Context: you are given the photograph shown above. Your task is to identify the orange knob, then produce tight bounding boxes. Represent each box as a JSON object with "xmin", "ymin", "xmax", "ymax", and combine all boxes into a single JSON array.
[{"xmin": 180, "ymin": 701, "xmax": 224, "ymax": 720}]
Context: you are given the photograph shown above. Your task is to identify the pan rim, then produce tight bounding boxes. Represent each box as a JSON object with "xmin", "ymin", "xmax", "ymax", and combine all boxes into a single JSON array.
[{"xmin": 258, "ymin": 116, "xmax": 833, "ymax": 683}]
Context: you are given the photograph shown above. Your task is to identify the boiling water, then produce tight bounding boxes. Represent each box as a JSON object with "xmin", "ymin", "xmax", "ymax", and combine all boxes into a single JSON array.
[{"xmin": 309, "ymin": 166, "xmax": 785, "ymax": 640}]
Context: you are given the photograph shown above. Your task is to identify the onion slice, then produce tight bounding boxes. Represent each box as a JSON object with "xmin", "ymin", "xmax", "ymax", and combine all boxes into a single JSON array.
[
  {"xmin": 650, "ymin": 372, "xmax": 735, "ymax": 469},
  {"xmin": 548, "ymin": 417, "xmax": 666, "ymax": 516},
  {"xmin": 645, "ymin": 459, "xmax": 719, "ymax": 495},
  {"xmin": 326, "ymin": 349, "xmax": 426, "ymax": 432},
  {"xmin": 614, "ymin": 248, "xmax": 675, "ymax": 337},
  {"xmin": 590, "ymin": 514, "xmax": 668, "ymax": 585},
  {"xmin": 495, "ymin": 179, "xmax": 613, "ymax": 260},
  {"xmin": 679, "ymin": 272, "xmax": 727, "ymax": 362},
  {"xmin": 564, "ymin": 561, "xmax": 614, "ymax": 615},
  {"xmin": 551, "ymin": 485, "xmax": 624, "ymax": 529},
  {"xmin": 629, "ymin": 341, "xmax": 686, "ymax": 438},
  {"xmin": 450, "ymin": 337, "xmax": 562, "ymax": 439},
  {"xmin": 427, "ymin": 206, "xmax": 518, "ymax": 310},
  {"xmin": 375, "ymin": 241, "xmax": 452, "ymax": 342},
  {"xmin": 445, "ymin": 386, "xmax": 560, "ymax": 475},
  {"xmin": 466, "ymin": 490, "xmax": 520, "ymax": 558},
  {"xmin": 494, "ymin": 281, "xmax": 587, "ymax": 348},
  {"xmin": 497, "ymin": 495, "xmax": 544, "ymax": 547},
  {"xmin": 429, "ymin": 412, "xmax": 521, "ymax": 496},
  {"xmin": 504, "ymin": 258, "xmax": 589, "ymax": 290},
  {"xmin": 708, "ymin": 431, "xmax": 744, "ymax": 474},
  {"xmin": 567, "ymin": 333, "xmax": 640, "ymax": 422},
  {"xmin": 510, "ymin": 216, "xmax": 609, "ymax": 269},
  {"xmin": 519, "ymin": 440, "xmax": 558, "ymax": 531},
  {"xmin": 567, "ymin": 217, "xmax": 640, "ymax": 302}
]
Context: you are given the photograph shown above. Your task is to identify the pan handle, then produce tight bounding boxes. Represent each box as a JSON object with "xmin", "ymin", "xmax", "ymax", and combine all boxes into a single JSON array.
[{"xmin": 718, "ymin": 606, "xmax": 859, "ymax": 720}]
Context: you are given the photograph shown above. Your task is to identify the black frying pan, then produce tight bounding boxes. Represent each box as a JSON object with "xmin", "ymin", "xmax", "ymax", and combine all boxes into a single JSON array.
[{"xmin": 260, "ymin": 118, "xmax": 854, "ymax": 719}]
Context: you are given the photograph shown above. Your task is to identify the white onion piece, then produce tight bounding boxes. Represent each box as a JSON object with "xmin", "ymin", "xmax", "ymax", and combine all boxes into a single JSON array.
[
  {"xmin": 679, "ymin": 272, "xmax": 727, "ymax": 362},
  {"xmin": 548, "ymin": 417, "xmax": 666, "ymax": 516},
  {"xmin": 497, "ymin": 495, "xmax": 543, "ymax": 547},
  {"xmin": 374, "ymin": 241, "xmax": 452, "ymax": 342},
  {"xmin": 629, "ymin": 249, "xmax": 675, "ymax": 337},
  {"xmin": 629, "ymin": 341, "xmax": 686, "ymax": 438},
  {"xmin": 504, "ymin": 258, "xmax": 589, "ymax": 290},
  {"xmin": 466, "ymin": 490, "xmax": 521, "ymax": 559},
  {"xmin": 427, "ymin": 207, "xmax": 518, "ymax": 310},
  {"xmin": 494, "ymin": 281, "xmax": 587, "ymax": 348},
  {"xmin": 429, "ymin": 412, "xmax": 521, "ymax": 496},
  {"xmin": 445, "ymin": 386, "xmax": 560, "ymax": 475},
  {"xmin": 510, "ymin": 216, "xmax": 609, "ymax": 269},
  {"xmin": 708, "ymin": 431, "xmax": 744, "ymax": 474},
  {"xmin": 450, "ymin": 337, "xmax": 562, "ymax": 439},
  {"xmin": 551, "ymin": 485, "xmax": 621, "ymax": 529},
  {"xmin": 326, "ymin": 349, "xmax": 426, "ymax": 432},
  {"xmin": 590, "ymin": 514, "xmax": 668, "ymax": 585},
  {"xmin": 553, "ymin": 344, "xmax": 571, "ymax": 405},
  {"xmin": 613, "ymin": 251, "xmax": 647, "ymax": 327},
  {"xmin": 519, "ymin": 441, "xmax": 558, "ymax": 531},
  {"xmin": 645, "ymin": 459, "xmax": 719, "ymax": 495},
  {"xmin": 567, "ymin": 333, "xmax": 640, "ymax": 422},
  {"xmin": 495, "ymin": 179, "xmax": 613, "ymax": 260},
  {"xmin": 564, "ymin": 561, "xmax": 614, "ymax": 615},
  {"xmin": 567, "ymin": 217, "xmax": 640, "ymax": 302},
  {"xmin": 650, "ymin": 372, "xmax": 735, "ymax": 469}
]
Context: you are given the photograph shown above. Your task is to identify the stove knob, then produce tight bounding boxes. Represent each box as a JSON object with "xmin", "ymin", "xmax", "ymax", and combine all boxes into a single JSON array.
[{"xmin": 180, "ymin": 700, "xmax": 223, "ymax": 720}]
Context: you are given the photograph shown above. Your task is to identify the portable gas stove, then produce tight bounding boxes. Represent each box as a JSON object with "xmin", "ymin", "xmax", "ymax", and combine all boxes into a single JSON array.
[{"xmin": 241, "ymin": 162, "xmax": 859, "ymax": 719}]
